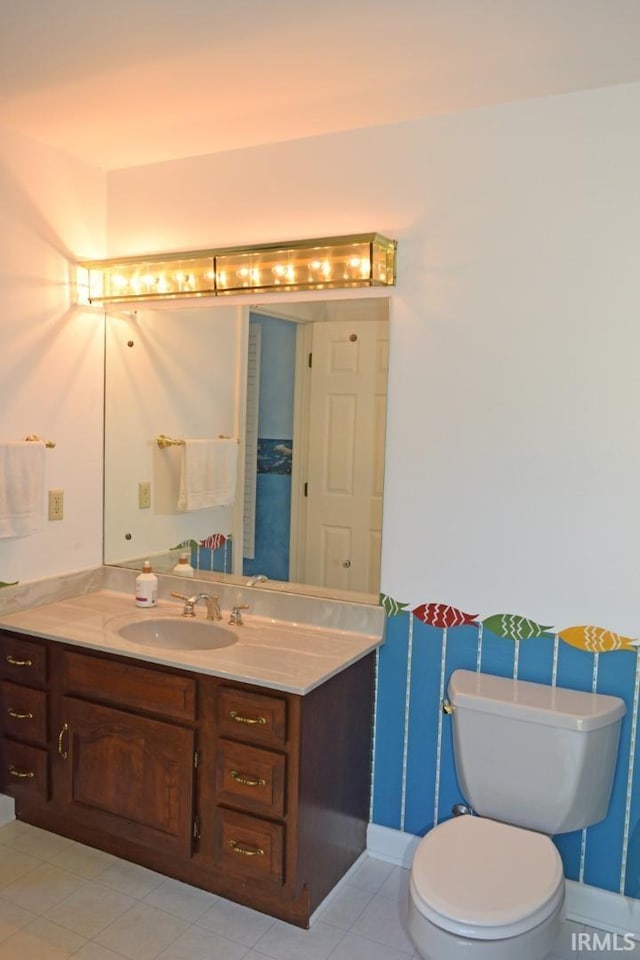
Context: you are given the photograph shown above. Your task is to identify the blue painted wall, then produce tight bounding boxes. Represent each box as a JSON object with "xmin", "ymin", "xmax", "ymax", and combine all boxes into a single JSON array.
[
  {"xmin": 243, "ymin": 313, "xmax": 296, "ymax": 581},
  {"xmin": 372, "ymin": 614, "xmax": 640, "ymax": 897},
  {"xmin": 244, "ymin": 471, "xmax": 291, "ymax": 582},
  {"xmin": 250, "ymin": 313, "xmax": 296, "ymax": 439}
]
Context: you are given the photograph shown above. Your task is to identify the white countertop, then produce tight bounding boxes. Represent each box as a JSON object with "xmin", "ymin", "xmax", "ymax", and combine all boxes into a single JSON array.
[{"xmin": 0, "ymin": 590, "xmax": 383, "ymax": 695}]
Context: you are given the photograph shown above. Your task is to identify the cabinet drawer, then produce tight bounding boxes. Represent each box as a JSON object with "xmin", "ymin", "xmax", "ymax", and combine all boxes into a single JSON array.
[
  {"xmin": 217, "ymin": 687, "xmax": 287, "ymax": 746},
  {"xmin": 62, "ymin": 650, "xmax": 196, "ymax": 722},
  {"xmin": 215, "ymin": 808, "xmax": 284, "ymax": 884},
  {"xmin": 0, "ymin": 634, "xmax": 47, "ymax": 686},
  {"xmin": 2, "ymin": 740, "xmax": 48, "ymax": 801},
  {"xmin": 0, "ymin": 682, "xmax": 47, "ymax": 745},
  {"xmin": 216, "ymin": 739, "xmax": 285, "ymax": 817}
]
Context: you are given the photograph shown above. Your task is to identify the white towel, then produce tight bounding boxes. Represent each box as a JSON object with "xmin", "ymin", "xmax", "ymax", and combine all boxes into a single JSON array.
[
  {"xmin": 177, "ymin": 438, "xmax": 238, "ymax": 512},
  {"xmin": 0, "ymin": 440, "xmax": 46, "ymax": 538}
]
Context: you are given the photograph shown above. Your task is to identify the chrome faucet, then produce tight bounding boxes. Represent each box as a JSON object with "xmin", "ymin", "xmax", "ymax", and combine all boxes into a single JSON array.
[
  {"xmin": 246, "ymin": 574, "xmax": 268, "ymax": 587},
  {"xmin": 171, "ymin": 591, "xmax": 221, "ymax": 621},
  {"xmin": 228, "ymin": 603, "xmax": 249, "ymax": 626}
]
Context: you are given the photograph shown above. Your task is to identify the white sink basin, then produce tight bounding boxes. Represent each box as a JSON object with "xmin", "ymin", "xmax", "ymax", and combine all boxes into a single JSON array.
[{"xmin": 118, "ymin": 617, "xmax": 237, "ymax": 651}]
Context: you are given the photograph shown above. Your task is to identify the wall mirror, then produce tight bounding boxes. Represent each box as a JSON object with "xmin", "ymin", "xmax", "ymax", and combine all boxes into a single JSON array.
[{"xmin": 103, "ymin": 295, "xmax": 389, "ymax": 603}]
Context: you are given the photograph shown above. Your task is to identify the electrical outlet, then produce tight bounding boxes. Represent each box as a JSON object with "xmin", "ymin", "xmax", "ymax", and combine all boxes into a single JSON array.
[
  {"xmin": 48, "ymin": 489, "xmax": 64, "ymax": 521},
  {"xmin": 138, "ymin": 481, "xmax": 151, "ymax": 509}
]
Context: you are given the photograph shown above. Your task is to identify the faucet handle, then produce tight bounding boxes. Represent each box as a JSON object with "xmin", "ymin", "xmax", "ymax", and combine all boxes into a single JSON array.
[
  {"xmin": 171, "ymin": 592, "xmax": 196, "ymax": 616},
  {"xmin": 229, "ymin": 604, "xmax": 249, "ymax": 626}
]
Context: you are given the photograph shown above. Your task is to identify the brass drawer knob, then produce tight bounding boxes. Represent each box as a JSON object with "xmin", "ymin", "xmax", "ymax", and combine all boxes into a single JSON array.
[
  {"xmin": 9, "ymin": 766, "xmax": 34, "ymax": 779},
  {"xmin": 229, "ymin": 711, "xmax": 266, "ymax": 726},
  {"xmin": 229, "ymin": 839, "xmax": 264, "ymax": 857},
  {"xmin": 7, "ymin": 707, "xmax": 33, "ymax": 720},
  {"xmin": 5, "ymin": 655, "xmax": 33, "ymax": 667},
  {"xmin": 230, "ymin": 769, "xmax": 266, "ymax": 788}
]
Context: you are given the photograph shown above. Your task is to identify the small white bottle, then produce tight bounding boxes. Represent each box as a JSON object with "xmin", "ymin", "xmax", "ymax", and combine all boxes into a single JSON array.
[
  {"xmin": 172, "ymin": 552, "xmax": 195, "ymax": 577},
  {"xmin": 135, "ymin": 560, "xmax": 158, "ymax": 607}
]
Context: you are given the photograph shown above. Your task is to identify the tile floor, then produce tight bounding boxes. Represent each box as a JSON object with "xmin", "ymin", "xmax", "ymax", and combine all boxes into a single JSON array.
[{"xmin": 0, "ymin": 819, "xmax": 634, "ymax": 959}]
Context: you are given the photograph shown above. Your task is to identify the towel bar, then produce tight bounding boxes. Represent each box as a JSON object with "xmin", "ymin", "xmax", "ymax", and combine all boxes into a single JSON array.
[
  {"xmin": 156, "ymin": 434, "xmax": 184, "ymax": 448},
  {"xmin": 156, "ymin": 434, "xmax": 238, "ymax": 448},
  {"xmin": 25, "ymin": 434, "xmax": 55, "ymax": 449}
]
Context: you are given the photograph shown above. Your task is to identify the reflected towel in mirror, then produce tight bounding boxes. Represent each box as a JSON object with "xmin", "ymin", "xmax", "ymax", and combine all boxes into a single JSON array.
[
  {"xmin": 0, "ymin": 440, "xmax": 46, "ymax": 537},
  {"xmin": 177, "ymin": 438, "xmax": 237, "ymax": 511}
]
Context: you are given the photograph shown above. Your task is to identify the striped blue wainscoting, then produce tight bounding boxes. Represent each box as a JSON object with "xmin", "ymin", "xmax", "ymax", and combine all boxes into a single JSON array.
[{"xmin": 371, "ymin": 612, "xmax": 640, "ymax": 900}]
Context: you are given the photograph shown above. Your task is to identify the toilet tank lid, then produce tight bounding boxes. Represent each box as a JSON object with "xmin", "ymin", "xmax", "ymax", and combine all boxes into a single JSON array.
[{"xmin": 448, "ymin": 670, "xmax": 626, "ymax": 731}]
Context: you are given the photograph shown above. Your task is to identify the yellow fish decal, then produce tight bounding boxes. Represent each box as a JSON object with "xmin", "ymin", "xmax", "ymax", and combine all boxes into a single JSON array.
[{"xmin": 558, "ymin": 625, "xmax": 637, "ymax": 653}]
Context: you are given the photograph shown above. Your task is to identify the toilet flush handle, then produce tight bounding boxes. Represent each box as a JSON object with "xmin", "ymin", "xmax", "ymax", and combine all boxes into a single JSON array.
[{"xmin": 442, "ymin": 699, "xmax": 454, "ymax": 715}]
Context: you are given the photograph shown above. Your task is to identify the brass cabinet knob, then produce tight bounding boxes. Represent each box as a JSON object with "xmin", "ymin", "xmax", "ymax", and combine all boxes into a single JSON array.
[
  {"xmin": 5, "ymin": 655, "xmax": 32, "ymax": 667},
  {"xmin": 230, "ymin": 770, "xmax": 266, "ymax": 788},
  {"xmin": 7, "ymin": 707, "xmax": 33, "ymax": 720},
  {"xmin": 229, "ymin": 711, "xmax": 266, "ymax": 726},
  {"xmin": 9, "ymin": 766, "xmax": 34, "ymax": 779},
  {"xmin": 229, "ymin": 839, "xmax": 264, "ymax": 857}
]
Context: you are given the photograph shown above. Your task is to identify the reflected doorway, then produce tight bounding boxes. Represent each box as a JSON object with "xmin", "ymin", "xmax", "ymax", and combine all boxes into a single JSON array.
[{"xmin": 243, "ymin": 301, "xmax": 389, "ymax": 594}]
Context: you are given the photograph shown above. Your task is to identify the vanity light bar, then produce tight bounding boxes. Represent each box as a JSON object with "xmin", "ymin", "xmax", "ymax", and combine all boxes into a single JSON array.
[{"xmin": 78, "ymin": 233, "xmax": 397, "ymax": 304}]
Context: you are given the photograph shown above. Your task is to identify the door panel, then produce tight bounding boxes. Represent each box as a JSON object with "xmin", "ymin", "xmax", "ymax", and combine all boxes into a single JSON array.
[
  {"xmin": 303, "ymin": 318, "xmax": 388, "ymax": 593},
  {"xmin": 60, "ymin": 696, "xmax": 195, "ymax": 854}
]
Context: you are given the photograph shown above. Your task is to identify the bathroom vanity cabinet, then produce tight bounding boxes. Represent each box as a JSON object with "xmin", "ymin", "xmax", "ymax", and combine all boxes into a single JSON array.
[{"xmin": 0, "ymin": 628, "xmax": 375, "ymax": 927}]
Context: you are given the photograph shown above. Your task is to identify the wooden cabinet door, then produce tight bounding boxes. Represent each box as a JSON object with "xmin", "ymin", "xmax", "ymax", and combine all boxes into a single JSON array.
[{"xmin": 59, "ymin": 696, "xmax": 195, "ymax": 855}]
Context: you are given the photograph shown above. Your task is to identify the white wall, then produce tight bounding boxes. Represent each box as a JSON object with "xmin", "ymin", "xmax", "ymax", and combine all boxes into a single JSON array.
[
  {"xmin": 104, "ymin": 304, "xmax": 242, "ymax": 563},
  {"xmin": 108, "ymin": 81, "xmax": 640, "ymax": 635},
  {"xmin": 0, "ymin": 126, "xmax": 106, "ymax": 583}
]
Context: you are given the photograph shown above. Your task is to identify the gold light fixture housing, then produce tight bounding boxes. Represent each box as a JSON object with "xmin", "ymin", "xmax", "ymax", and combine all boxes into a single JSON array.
[{"xmin": 78, "ymin": 233, "xmax": 397, "ymax": 304}]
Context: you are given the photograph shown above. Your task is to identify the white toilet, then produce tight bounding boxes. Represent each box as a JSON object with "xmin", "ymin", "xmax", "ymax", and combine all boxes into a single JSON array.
[{"xmin": 408, "ymin": 669, "xmax": 626, "ymax": 960}]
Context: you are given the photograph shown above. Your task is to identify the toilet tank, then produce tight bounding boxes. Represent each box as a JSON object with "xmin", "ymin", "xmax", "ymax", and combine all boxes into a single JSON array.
[{"xmin": 448, "ymin": 670, "xmax": 626, "ymax": 835}]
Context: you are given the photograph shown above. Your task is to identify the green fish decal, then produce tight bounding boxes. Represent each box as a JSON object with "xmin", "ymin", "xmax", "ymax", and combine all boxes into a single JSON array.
[
  {"xmin": 171, "ymin": 539, "xmax": 199, "ymax": 551},
  {"xmin": 380, "ymin": 594, "xmax": 410, "ymax": 617},
  {"xmin": 483, "ymin": 614, "xmax": 553, "ymax": 641}
]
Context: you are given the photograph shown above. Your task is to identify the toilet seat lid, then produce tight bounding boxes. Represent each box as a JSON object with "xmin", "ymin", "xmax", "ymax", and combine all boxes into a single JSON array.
[{"xmin": 410, "ymin": 816, "xmax": 564, "ymax": 940}]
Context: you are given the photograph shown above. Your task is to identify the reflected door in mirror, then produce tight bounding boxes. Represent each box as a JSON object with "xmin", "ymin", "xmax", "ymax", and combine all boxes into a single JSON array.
[{"xmin": 299, "ymin": 320, "xmax": 388, "ymax": 594}]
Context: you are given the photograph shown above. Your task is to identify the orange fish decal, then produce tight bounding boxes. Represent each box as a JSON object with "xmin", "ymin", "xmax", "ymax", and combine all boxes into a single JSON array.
[{"xmin": 558, "ymin": 625, "xmax": 637, "ymax": 653}]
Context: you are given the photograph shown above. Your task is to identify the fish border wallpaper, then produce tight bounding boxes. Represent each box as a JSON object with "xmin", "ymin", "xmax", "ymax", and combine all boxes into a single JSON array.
[{"xmin": 375, "ymin": 593, "xmax": 640, "ymax": 901}]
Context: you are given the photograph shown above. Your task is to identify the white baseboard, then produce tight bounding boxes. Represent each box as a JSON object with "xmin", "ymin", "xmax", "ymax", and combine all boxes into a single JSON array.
[
  {"xmin": 367, "ymin": 823, "xmax": 640, "ymax": 940},
  {"xmin": 367, "ymin": 823, "xmax": 420, "ymax": 867},
  {"xmin": 0, "ymin": 794, "xmax": 15, "ymax": 827},
  {"xmin": 564, "ymin": 879, "xmax": 640, "ymax": 940}
]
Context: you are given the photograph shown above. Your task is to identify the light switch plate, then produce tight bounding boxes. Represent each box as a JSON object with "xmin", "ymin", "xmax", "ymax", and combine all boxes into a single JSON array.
[
  {"xmin": 138, "ymin": 481, "xmax": 151, "ymax": 509},
  {"xmin": 48, "ymin": 489, "xmax": 64, "ymax": 521}
]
